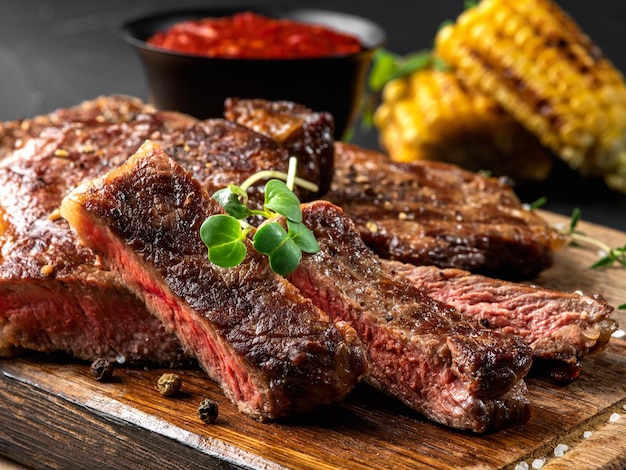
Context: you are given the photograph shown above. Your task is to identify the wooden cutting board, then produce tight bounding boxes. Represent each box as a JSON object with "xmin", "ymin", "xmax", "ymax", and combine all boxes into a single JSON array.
[{"xmin": 1, "ymin": 211, "xmax": 625, "ymax": 470}]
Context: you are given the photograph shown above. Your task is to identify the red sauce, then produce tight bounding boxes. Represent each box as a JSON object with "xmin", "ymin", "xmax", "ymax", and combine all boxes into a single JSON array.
[{"xmin": 147, "ymin": 11, "xmax": 363, "ymax": 59}]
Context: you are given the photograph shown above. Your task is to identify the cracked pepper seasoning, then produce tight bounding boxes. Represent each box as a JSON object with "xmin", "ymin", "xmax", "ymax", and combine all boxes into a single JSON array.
[
  {"xmin": 157, "ymin": 373, "xmax": 182, "ymax": 397},
  {"xmin": 90, "ymin": 358, "xmax": 114, "ymax": 381},
  {"xmin": 198, "ymin": 398, "xmax": 219, "ymax": 424}
]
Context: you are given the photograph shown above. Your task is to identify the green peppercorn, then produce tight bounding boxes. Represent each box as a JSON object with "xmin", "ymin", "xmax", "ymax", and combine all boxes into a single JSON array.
[
  {"xmin": 197, "ymin": 398, "xmax": 219, "ymax": 424},
  {"xmin": 157, "ymin": 373, "xmax": 182, "ymax": 397},
  {"xmin": 90, "ymin": 358, "xmax": 114, "ymax": 382}
]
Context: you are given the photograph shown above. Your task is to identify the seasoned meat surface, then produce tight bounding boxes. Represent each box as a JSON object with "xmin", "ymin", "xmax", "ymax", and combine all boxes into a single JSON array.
[
  {"xmin": 326, "ymin": 142, "xmax": 568, "ymax": 279},
  {"xmin": 289, "ymin": 200, "xmax": 533, "ymax": 432},
  {"xmin": 61, "ymin": 140, "xmax": 366, "ymax": 421},
  {"xmin": 386, "ymin": 262, "xmax": 617, "ymax": 383},
  {"xmin": 224, "ymin": 97, "xmax": 335, "ymax": 197},
  {"xmin": 0, "ymin": 95, "xmax": 332, "ymax": 364},
  {"xmin": 0, "ymin": 95, "xmax": 193, "ymax": 365}
]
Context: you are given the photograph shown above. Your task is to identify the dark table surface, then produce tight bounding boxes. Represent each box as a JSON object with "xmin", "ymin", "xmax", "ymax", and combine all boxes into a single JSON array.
[{"xmin": 1, "ymin": 0, "xmax": 626, "ymax": 232}]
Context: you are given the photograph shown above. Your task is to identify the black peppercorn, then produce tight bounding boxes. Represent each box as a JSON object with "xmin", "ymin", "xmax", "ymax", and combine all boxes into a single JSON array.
[
  {"xmin": 197, "ymin": 398, "xmax": 219, "ymax": 424},
  {"xmin": 90, "ymin": 358, "xmax": 114, "ymax": 381},
  {"xmin": 157, "ymin": 373, "xmax": 182, "ymax": 397}
]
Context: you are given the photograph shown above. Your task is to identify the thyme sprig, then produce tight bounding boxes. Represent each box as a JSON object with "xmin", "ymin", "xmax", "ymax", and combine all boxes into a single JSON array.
[
  {"xmin": 199, "ymin": 157, "xmax": 320, "ymax": 276},
  {"xmin": 565, "ymin": 208, "xmax": 626, "ymax": 269},
  {"xmin": 528, "ymin": 199, "xmax": 626, "ymax": 270}
]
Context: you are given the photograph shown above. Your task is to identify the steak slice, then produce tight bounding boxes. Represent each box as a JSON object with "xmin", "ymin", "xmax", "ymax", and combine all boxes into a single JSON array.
[
  {"xmin": 0, "ymin": 95, "xmax": 333, "ymax": 364},
  {"xmin": 224, "ymin": 97, "xmax": 335, "ymax": 198},
  {"xmin": 0, "ymin": 95, "xmax": 194, "ymax": 365},
  {"xmin": 60, "ymin": 140, "xmax": 366, "ymax": 421},
  {"xmin": 325, "ymin": 142, "xmax": 568, "ymax": 280},
  {"xmin": 288, "ymin": 200, "xmax": 533, "ymax": 432},
  {"xmin": 385, "ymin": 262, "xmax": 617, "ymax": 383}
]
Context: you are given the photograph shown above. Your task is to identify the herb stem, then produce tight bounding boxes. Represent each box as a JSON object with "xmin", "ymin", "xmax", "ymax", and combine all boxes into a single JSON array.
[
  {"xmin": 239, "ymin": 160, "xmax": 319, "ymax": 193},
  {"xmin": 286, "ymin": 157, "xmax": 297, "ymax": 192},
  {"xmin": 569, "ymin": 232, "xmax": 612, "ymax": 255}
]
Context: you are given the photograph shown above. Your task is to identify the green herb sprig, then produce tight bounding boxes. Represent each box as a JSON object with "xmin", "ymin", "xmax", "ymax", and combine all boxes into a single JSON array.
[
  {"xmin": 200, "ymin": 158, "xmax": 320, "ymax": 276},
  {"xmin": 565, "ymin": 208, "xmax": 626, "ymax": 269}
]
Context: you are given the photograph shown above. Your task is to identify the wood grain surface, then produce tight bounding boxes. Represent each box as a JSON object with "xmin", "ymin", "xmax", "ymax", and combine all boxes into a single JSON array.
[{"xmin": 1, "ymin": 211, "xmax": 625, "ymax": 470}]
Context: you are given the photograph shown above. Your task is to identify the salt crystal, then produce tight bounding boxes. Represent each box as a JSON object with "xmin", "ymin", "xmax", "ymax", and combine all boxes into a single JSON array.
[
  {"xmin": 612, "ymin": 329, "xmax": 625, "ymax": 338},
  {"xmin": 609, "ymin": 413, "xmax": 621, "ymax": 422},
  {"xmin": 515, "ymin": 462, "xmax": 529, "ymax": 470},
  {"xmin": 583, "ymin": 431, "xmax": 593, "ymax": 438},
  {"xmin": 554, "ymin": 443, "xmax": 569, "ymax": 457},
  {"xmin": 532, "ymin": 458, "xmax": 546, "ymax": 469}
]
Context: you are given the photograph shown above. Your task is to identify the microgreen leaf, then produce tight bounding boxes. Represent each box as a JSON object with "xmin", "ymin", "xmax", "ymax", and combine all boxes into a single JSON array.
[
  {"xmin": 287, "ymin": 219, "xmax": 320, "ymax": 254},
  {"xmin": 200, "ymin": 214, "xmax": 248, "ymax": 267},
  {"xmin": 253, "ymin": 222, "xmax": 302, "ymax": 276},
  {"xmin": 618, "ymin": 303, "xmax": 626, "ymax": 310},
  {"xmin": 264, "ymin": 179, "xmax": 302, "ymax": 222},
  {"xmin": 201, "ymin": 161, "xmax": 319, "ymax": 275},
  {"xmin": 212, "ymin": 186, "xmax": 251, "ymax": 219}
]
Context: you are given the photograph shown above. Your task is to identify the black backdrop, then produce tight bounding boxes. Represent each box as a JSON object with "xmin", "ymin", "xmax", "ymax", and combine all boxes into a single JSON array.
[{"xmin": 1, "ymin": 0, "xmax": 625, "ymax": 230}]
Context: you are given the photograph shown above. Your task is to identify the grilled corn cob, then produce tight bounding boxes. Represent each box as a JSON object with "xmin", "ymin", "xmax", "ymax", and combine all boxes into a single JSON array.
[
  {"xmin": 435, "ymin": 0, "xmax": 626, "ymax": 193},
  {"xmin": 374, "ymin": 65, "xmax": 553, "ymax": 181}
]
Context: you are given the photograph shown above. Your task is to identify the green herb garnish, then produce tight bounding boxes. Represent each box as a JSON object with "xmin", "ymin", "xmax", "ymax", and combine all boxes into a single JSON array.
[
  {"xmin": 200, "ymin": 158, "xmax": 320, "ymax": 276},
  {"xmin": 528, "ymin": 196, "xmax": 548, "ymax": 210},
  {"xmin": 563, "ymin": 207, "xmax": 626, "ymax": 269}
]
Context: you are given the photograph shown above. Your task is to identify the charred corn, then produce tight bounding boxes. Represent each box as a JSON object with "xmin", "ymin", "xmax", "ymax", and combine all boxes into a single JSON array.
[
  {"xmin": 435, "ymin": 0, "xmax": 626, "ymax": 193},
  {"xmin": 374, "ymin": 65, "xmax": 552, "ymax": 181}
]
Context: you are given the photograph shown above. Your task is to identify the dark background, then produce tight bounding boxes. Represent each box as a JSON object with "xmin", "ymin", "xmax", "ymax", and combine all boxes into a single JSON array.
[{"xmin": 1, "ymin": 0, "xmax": 626, "ymax": 232}]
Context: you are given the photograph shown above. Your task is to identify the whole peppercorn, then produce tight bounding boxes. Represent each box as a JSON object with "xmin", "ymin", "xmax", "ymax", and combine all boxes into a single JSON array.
[
  {"xmin": 90, "ymin": 358, "xmax": 114, "ymax": 382},
  {"xmin": 157, "ymin": 373, "xmax": 182, "ymax": 397},
  {"xmin": 197, "ymin": 398, "xmax": 219, "ymax": 424}
]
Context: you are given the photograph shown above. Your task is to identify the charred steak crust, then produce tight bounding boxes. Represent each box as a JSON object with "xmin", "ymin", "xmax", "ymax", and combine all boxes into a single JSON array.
[
  {"xmin": 0, "ymin": 95, "xmax": 194, "ymax": 365},
  {"xmin": 61, "ymin": 140, "xmax": 366, "ymax": 421},
  {"xmin": 326, "ymin": 142, "xmax": 568, "ymax": 280},
  {"xmin": 386, "ymin": 262, "xmax": 617, "ymax": 383},
  {"xmin": 0, "ymin": 95, "xmax": 334, "ymax": 365},
  {"xmin": 157, "ymin": 118, "xmax": 297, "ymax": 205},
  {"xmin": 224, "ymin": 97, "xmax": 335, "ymax": 198},
  {"xmin": 288, "ymin": 200, "xmax": 533, "ymax": 432}
]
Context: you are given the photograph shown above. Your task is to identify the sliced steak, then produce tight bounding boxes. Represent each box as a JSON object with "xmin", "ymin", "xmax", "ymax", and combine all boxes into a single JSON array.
[
  {"xmin": 0, "ymin": 95, "xmax": 194, "ymax": 365},
  {"xmin": 224, "ymin": 97, "xmax": 334, "ymax": 197},
  {"xmin": 385, "ymin": 262, "xmax": 617, "ymax": 383},
  {"xmin": 60, "ymin": 140, "xmax": 366, "ymax": 421},
  {"xmin": 325, "ymin": 142, "xmax": 568, "ymax": 280},
  {"xmin": 0, "ymin": 95, "xmax": 333, "ymax": 364},
  {"xmin": 288, "ymin": 200, "xmax": 533, "ymax": 432}
]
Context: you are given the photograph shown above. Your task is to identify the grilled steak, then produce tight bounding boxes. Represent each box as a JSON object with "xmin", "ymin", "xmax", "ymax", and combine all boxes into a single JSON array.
[
  {"xmin": 0, "ymin": 95, "xmax": 333, "ymax": 364},
  {"xmin": 325, "ymin": 142, "xmax": 568, "ymax": 279},
  {"xmin": 224, "ymin": 97, "xmax": 334, "ymax": 197},
  {"xmin": 60, "ymin": 140, "xmax": 366, "ymax": 421},
  {"xmin": 386, "ymin": 262, "xmax": 617, "ymax": 383},
  {"xmin": 288, "ymin": 200, "xmax": 533, "ymax": 432},
  {"xmin": 0, "ymin": 95, "xmax": 193, "ymax": 365}
]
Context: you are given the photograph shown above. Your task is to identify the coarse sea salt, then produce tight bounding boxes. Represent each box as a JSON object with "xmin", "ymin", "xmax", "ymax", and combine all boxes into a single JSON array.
[
  {"xmin": 612, "ymin": 329, "xmax": 625, "ymax": 338},
  {"xmin": 532, "ymin": 458, "xmax": 546, "ymax": 469},
  {"xmin": 609, "ymin": 412, "xmax": 621, "ymax": 422},
  {"xmin": 554, "ymin": 443, "xmax": 569, "ymax": 457},
  {"xmin": 515, "ymin": 462, "xmax": 529, "ymax": 470},
  {"xmin": 583, "ymin": 430, "xmax": 593, "ymax": 438}
]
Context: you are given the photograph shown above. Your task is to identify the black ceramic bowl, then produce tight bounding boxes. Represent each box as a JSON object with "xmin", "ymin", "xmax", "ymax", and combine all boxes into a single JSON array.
[{"xmin": 122, "ymin": 7, "xmax": 385, "ymax": 139}]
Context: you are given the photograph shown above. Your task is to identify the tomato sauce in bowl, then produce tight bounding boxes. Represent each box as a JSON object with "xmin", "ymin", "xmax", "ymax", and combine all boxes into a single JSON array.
[{"xmin": 147, "ymin": 11, "xmax": 363, "ymax": 59}]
